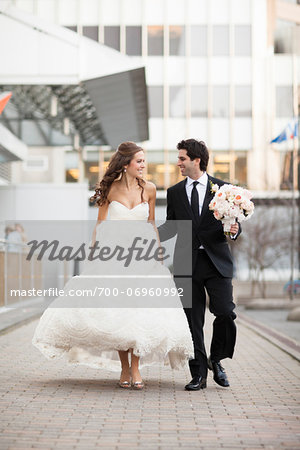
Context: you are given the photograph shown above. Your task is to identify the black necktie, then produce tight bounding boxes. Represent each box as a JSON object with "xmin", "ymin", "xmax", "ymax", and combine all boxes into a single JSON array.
[{"xmin": 191, "ymin": 181, "xmax": 199, "ymax": 221}]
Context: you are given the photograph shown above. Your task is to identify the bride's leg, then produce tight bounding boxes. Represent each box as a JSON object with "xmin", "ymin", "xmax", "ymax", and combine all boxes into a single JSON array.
[
  {"xmin": 130, "ymin": 350, "xmax": 144, "ymax": 389},
  {"xmin": 118, "ymin": 350, "xmax": 131, "ymax": 387}
]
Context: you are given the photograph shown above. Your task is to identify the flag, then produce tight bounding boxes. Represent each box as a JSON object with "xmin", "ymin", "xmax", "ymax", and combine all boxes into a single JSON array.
[
  {"xmin": 0, "ymin": 92, "xmax": 12, "ymax": 115},
  {"xmin": 270, "ymin": 120, "xmax": 298, "ymax": 143}
]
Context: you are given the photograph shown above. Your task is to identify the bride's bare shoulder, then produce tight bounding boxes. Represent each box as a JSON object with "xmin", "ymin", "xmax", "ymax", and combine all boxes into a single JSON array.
[
  {"xmin": 108, "ymin": 180, "xmax": 121, "ymax": 196},
  {"xmin": 144, "ymin": 181, "xmax": 156, "ymax": 197}
]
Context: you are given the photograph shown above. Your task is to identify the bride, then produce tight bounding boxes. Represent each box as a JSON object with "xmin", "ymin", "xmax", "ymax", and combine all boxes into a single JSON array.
[{"xmin": 32, "ymin": 141, "xmax": 193, "ymax": 389}]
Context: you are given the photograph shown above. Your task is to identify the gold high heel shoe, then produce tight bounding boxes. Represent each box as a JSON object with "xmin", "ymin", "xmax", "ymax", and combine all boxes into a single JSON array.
[
  {"xmin": 132, "ymin": 380, "xmax": 144, "ymax": 390},
  {"xmin": 118, "ymin": 380, "xmax": 131, "ymax": 389}
]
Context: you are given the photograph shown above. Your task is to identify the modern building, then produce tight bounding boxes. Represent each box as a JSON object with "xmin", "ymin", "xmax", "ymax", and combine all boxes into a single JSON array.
[
  {"xmin": 0, "ymin": 1, "xmax": 149, "ymax": 220},
  {"xmin": 0, "ymin": 0, "xmax": 299, "ymax": 195}
]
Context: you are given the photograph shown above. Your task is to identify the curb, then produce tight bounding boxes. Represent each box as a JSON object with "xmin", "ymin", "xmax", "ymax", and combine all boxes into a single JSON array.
[
  {"xmin": 238, "ymin": 312, "xmax": 300, "ymax": 362},
  {"xmin": 0, "ymin": 310, "xmax": 43, "ymax": 335}
]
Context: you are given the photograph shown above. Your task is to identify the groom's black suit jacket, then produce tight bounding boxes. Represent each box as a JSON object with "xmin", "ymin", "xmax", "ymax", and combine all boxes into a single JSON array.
[{"xmin": 158, "ymin": 175, "xmax": 241, "ymax": 279}]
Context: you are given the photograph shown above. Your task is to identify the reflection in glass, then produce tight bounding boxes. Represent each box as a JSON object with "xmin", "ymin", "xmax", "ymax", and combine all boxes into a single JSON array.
[
  {"xmin": 190, "ymin": 25, "xmax": 207, "ymax": 56},
  {"xmin": 169, "ymin": 26, "xmax": 185, "ymax": 56},
  {"xmin": 191, "ymin": 86, "xmax": 208, "ymax": 117},
  {"xmin": 148, "ymin": 26, "xmax": 164, "ymax": 55},
  {"xmin": 104, "ymin": 26, "xmax": 120, "ymax": 51},
  {"xmin": 148, "ymin": 86, "xmax": 163, "ymax": 118},
  {"xmin": 235, "ymin": 86, "xmax": 252, "ymax": 117},
  {"xmin": 213, "ymin": 25, "xmax": 229, "ymax": 56},
  {"xmin": 126, "ymin": 26, "xmax": 142, "ymax": 56},
  {"xmin": 212, "ymin": 86, "xmax": 229, "ymax": 117},
  {"xmin": 169, "ymin": 86, "xmax": 185, "ymax": 118}
]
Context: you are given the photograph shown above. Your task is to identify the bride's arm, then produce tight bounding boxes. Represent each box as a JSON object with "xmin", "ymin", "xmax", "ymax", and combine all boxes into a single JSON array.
[
  {"xmin": 147, "ymin": 182, "xmax": 156, "ymax": 224},
  {"xmin": 91, "ymin": 202, "xmax": 109, "ymax": 246},
  {"xmin": 147, "ymin": 183, "xmax": 164, "ymax": 263}
]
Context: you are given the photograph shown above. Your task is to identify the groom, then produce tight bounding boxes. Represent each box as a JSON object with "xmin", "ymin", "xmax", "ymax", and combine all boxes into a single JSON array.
[{"xmin": 159, "ymin": 139, "xmax": 241, "ymax": 391}]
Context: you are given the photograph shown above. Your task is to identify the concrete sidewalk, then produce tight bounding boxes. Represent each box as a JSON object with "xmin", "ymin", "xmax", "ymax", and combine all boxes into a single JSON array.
[{"xmin": 0, "ymin": 314, "xmax": 299, "ymax": 449}]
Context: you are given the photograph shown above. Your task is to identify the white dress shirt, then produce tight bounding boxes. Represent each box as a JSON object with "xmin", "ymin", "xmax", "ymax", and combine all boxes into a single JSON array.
[
  {"xmin": 186, "ymin": 173, "xmax": 208, "ymax": 249},
  {"xmin": 185, "ymin": 173, "xmax": 237, "ymax": 242},
  {"xmin": 185, "ymin": 172, "xmax": 208, "ymax": 216}
]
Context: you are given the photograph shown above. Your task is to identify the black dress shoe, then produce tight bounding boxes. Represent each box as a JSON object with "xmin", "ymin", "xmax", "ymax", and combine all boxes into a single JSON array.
[
  {"xmin": 185, "ymin": 376, "xmax": 207, "ymax": 391},
  {"xmin": 207, "ymin": 357, "xmax": 230, "ymax": 387}
]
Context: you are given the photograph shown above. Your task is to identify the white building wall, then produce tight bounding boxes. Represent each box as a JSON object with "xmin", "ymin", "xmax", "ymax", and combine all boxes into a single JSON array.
[
  {"xmin": 0, "ymin": 183, "xmax": 89, "ymax": 221},
  {"xmin": 249, "ymin": 0, "xmax": 271, "ymax": 190},
  {"xmin": 11, "ymin": 147, "xmax": 65, "ymax": 184}
]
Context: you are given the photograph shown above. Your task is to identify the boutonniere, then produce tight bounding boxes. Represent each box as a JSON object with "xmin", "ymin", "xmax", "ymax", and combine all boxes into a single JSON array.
[{"xmin": 209, "ymin": 180, "xmax": 219, "ymax": 194}]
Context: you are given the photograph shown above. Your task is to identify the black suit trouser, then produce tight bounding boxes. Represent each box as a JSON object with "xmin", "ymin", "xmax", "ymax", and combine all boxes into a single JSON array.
[{"xmin": 183, "ymin": 249, "xmax": 236, "ymax": 379}]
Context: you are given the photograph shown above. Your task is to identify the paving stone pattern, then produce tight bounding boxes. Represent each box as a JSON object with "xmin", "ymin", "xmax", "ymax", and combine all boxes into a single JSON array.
[{"xmin": 0, "ymin": 315, "xmax": 299, "ymax": 449}]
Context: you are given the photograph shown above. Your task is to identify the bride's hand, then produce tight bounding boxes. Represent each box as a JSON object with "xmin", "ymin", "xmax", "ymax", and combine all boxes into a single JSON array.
[
  {"xmin": 91, "ymin": 224, "xmax": 99, "ymax": 247},
  {"xmin": 158, "ymin": 246, "xmax": 165, "ymax": 265}
]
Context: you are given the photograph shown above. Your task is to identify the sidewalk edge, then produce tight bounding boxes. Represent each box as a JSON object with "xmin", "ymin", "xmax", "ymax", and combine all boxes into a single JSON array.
[
  {"xmin": 0, "ymin": 312, "xmax": 42, "ymax": 336},
  {"xmin": 238, "ymin": 312, "xmax": 300, "ymax": 362}
]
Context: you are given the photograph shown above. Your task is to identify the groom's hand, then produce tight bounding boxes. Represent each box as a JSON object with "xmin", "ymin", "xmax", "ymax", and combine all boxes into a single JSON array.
[{"xmin": 230, "ymin": 223, "xmax": 239, "ymax": 235}]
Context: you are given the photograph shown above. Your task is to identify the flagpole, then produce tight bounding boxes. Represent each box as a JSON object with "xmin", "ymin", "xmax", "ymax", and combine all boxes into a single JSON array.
[{"xmin": 290, "ymin": 54, "xmax": 299, "ymax": 300}]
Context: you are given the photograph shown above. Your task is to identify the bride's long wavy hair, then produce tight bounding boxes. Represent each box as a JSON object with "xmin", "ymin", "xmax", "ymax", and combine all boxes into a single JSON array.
[{"xmin": 90, "ymin": 141, "xmax": 146, "ymax": 207}]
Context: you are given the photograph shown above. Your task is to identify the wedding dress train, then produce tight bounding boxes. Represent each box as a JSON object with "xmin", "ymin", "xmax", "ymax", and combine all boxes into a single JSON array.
[{"xmin": 32, "ymin": 201, "xmax": 193, "ymax": 370}]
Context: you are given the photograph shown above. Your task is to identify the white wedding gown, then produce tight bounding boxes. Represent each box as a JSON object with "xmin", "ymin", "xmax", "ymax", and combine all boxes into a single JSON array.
[{"xmin": 32, "ymin": 201, "xmax": 193, "ymax": 370}]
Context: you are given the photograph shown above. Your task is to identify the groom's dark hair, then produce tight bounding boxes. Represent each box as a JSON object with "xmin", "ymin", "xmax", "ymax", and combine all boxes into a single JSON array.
[{"xmin": 177, "ymin": 139, "xmax": 209, "ymax": 171}]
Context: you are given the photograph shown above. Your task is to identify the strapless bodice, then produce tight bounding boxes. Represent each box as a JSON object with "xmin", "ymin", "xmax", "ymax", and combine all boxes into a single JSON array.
[{"xmin": 108, "ymin": 201, "xmax": 149, "ymax": 220}]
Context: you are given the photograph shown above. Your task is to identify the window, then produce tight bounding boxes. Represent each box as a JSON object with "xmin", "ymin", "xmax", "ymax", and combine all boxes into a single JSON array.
[
  {"xmin": 235, "ymin": 25, "xmax": 251, "ymax": 56},
  {"xmin": 148, "ymin": 26, "xmax": 164, "ymax": 55},
  {"xmin": 147, "ymin": 162, "xmax": 179, "ymax": 189},
  {"xmin": 84, "ymin": 155, "xmax": 99, "ymax": 190},
  {"xmin": 190, "ymin": 25, "xmax": 207, "ymax": 56},
  {"xmin": 65, "ymin": 151, "xmax": 79, "ymax": 183},
  {"xmin": 280, "ymin": 151, "xmax": 293, "ymax": 190},
  {"xmin": 104, "ymin": 26, "xmax": 120, "ymax": 51},
  {"xmin": 169, "ymin": 86, "xmax": 185, "ymax": 117},
  {"xmin": 169, "ymin": 26, "xmax": 185, "ymax": 56},
  {"xmin": 83, "ymin": 26, "xmax": 99, "ymax": 42},
  {"xmin": 213, "ymin": 152, "xmax": 247, "ymax": 185},
  {"xmin": 191, "ymin": 86, "xmax": 208, "ymax": 117},
  {"xmin": 23, "ymin": 156, "xmax": 49, "ymax": 172},
  {"xmin": 148, "ymin": 86, "xmax": 163, "ymax": 118},
  {"xmin": 276, "ymin": 86, "xmax": 293, "ymax": 117},
  {"xmin": 126, "ymin": 26, "xmax": 142, "ymax": 55},
  {"xmin": 235, "ymin": 153, "xmax": 247, "ymax": 186},
  {"xmin": 213, "ymin": 25, "xmax": 229, "ymax": 56},
  {"xmin": 212, "ymin": 86, "xmax": 229, "ymax": 117},
  {"xmin": 235, "ymin": 86, "xmax": 252, "ymax": 117}
]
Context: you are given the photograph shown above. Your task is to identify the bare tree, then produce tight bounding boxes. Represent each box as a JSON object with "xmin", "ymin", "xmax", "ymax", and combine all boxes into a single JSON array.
[{"xmin": 233, "ymin": 206, "xmax": 294, "ymax": 298}]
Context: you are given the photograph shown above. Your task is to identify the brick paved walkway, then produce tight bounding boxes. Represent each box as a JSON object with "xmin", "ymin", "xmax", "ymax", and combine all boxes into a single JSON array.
[{"xmin": 0, "ymin": 314, "xmax": 299, "ymax": 449}]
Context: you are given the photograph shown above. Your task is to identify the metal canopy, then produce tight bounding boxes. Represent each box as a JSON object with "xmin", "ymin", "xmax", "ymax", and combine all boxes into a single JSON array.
[
  {"xmin": 0, "ymin": 4, "xmax": 149, "ymax": 149},
  {"xmin": 0, "ymin": 84, "xmax": 106, "ymax": 146},
  {"xmin": 84, "ymin": 68, "xmax": 149, "ymax": 148},
  {"xmin": 0, "ymin": 65, "xmax": 148, "ymax": 147}
]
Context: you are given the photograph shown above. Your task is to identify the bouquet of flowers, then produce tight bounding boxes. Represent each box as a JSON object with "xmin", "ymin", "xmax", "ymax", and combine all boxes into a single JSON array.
[{"xmin": 209, "ymin": 183, "xmax": 254, "ymax": 232}]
